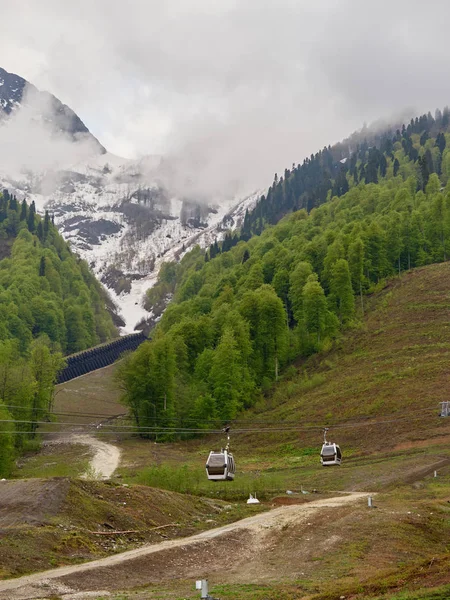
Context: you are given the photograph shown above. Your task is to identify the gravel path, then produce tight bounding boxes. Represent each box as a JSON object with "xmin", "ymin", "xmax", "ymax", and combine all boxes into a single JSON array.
[
  {"xmin": 44, "ymin": 432, "xmax": 121, "ymax": 480},
  {"xmin": 73, "ymin": 434, "xmax": 121, "ymax": 479}
]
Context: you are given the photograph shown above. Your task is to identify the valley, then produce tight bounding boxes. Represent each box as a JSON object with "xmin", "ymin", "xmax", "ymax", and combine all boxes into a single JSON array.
[{"xmin": 2, "ymin": 57, "xmax": 450, "ymax": 600}]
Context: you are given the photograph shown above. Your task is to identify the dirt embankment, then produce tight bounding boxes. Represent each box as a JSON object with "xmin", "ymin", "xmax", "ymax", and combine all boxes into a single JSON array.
[
  {"xmin": 0, "ymin": 493, "xmax": 369, "ymax": 599},
  {"xmin": 0, "ymin": 477, "xmax": 247, "ymax": 582},
  {"xmin": 0, "ymin": 479, "xmax": 70, "ymax": 529}
]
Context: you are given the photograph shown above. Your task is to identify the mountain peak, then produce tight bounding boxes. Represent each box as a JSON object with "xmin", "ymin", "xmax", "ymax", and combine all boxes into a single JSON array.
[{"xmin": 0, "ymin": 66, "xmax": 106, "ymax": 153}]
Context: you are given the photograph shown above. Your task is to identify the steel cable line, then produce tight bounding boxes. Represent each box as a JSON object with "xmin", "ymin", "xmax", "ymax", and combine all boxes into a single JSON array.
[
  {"xmin": 0, "ymin": 421, "xmax": 439, "ymax": 437},
  {"xmin": 0, "ymin": 408, "xmax": 440, "ymax": 435},
  {"xmin": 0, "ymin": 404, "xmax": 437, "ymax": 426},
  {"xmin": 0, "ymin": 406, "xmax": 127, "ymax": 419}
]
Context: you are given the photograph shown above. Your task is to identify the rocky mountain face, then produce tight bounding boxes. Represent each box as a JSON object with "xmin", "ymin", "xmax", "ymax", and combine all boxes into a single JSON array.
[
  {"xmin": 0, "ymin": 67, "xmax": 258, "ymax": 331},
  {"xmin": 0, "ymin": 66, "xmax": 105, "ymax": 151}
]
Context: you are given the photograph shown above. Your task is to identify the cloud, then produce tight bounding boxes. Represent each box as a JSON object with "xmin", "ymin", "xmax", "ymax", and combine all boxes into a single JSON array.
[
  {"xmin": 0, "ymin": 85, "xmax": 102, "ymax": 178},
  {"xmin": 2, "ymin": 0, "xmax": 450, "ymax": 198}
]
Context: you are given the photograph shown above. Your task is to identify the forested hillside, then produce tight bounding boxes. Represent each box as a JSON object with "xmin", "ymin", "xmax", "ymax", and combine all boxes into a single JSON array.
[
  {"xmin": 239, "ymin": 108, "xmax": 450, "ymax": 239},
  {"xmin": 122, "ymin": 113, "xmax": 450, "ymax": 433},
  {"xmin": 203, "ymin": 109, "xmax": 450, "ymax": 259},
  {"xmin": 0, "ymin": 189, "xmax": 118, "ymax": 475}
]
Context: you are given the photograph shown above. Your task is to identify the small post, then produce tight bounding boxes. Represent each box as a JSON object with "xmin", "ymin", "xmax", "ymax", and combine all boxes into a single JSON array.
[
  {"xmin": 196, "ymin": 578, "xmax": 220, "ymax": 599},
  {"xmin": 434, "ymin": 470, "xmax": 438, "ymax": 478},
  {"xmin": 196, "ymin": 579, "xmax": 209, "ymax": 599},
  {"xmin": 368, "ymin": 496, "xmax": 373, "ymax": 508}
]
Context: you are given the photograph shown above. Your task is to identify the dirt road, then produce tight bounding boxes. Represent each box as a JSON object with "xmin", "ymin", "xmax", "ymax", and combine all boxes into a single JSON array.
[
  {"xmin": 74, "ymin": 434, "xmax": 121, "ymax": 479},
  {"xmin": 0, "ymin": 492, "xmax": 369, "ymax": 599},
  {"xmin": 44, "ymin": 433, "xmax": 121, "ymax": 479}
]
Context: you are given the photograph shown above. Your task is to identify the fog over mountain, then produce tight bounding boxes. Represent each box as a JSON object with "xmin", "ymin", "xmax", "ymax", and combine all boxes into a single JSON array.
[{"xmin": 3, "ymin": 0, "xmax": 450, "ymax": 198}]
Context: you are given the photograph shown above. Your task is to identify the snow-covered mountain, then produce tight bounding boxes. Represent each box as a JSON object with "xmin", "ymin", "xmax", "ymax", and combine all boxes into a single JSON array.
[{"xmin": 0, "ymin": 67, "xmax": 259, "ymax": 332}]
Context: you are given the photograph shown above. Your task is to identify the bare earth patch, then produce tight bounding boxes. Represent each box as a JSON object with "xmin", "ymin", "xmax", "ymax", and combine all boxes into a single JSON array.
[
  {"xmin": 0, "ymin": 493, "xmax": 369, "ymax": 599},
  {"xmin": 0, "ymin": 479, "xmax": 70, "ymax": 529}
]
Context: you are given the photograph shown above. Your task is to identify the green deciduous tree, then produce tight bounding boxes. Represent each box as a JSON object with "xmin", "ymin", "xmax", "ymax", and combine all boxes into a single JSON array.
[
  {"xmin": 329, "ymin": 259, "xmax": 355, "ymax": 323},
  {"xmin": 288, "ymin": 261, "xmax": 313, "ymax": 324},
  {"xmin": 0, "ymin": 404, "xmax": 14, "ymax": 477},
  {"xmin": 209, "ymin": 327, "xmax": 243, "ymax": 420},
  {"xmin": 303, "ymin": 275, "xmax": 338, "ymax": 345}
]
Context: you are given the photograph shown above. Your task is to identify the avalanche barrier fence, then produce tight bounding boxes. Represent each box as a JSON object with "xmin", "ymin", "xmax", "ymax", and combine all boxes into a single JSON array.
[{"xmin": 57, "ymin": 332, "xmax": 147, "ymax": 384}]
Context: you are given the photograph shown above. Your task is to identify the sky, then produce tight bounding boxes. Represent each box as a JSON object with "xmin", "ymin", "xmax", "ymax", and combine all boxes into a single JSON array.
[{"xmin": 2, "ymin": 0, "xmax": 450, "ymax": 197}]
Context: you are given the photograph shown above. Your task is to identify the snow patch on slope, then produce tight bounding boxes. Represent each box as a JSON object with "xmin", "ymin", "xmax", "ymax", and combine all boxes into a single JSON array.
[
  {"xmin": 103, "ymin": 189, "xmax": 261, "ymax": 333},
  {"xmin": 0, "ymin": 152, "xmax": 260, "ymax": 332}
]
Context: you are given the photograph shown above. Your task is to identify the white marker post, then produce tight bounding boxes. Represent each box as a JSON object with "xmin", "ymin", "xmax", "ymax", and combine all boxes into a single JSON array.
[{"xmin": 196, "ymin": 579, "xmax": 209, "ymax": 599}]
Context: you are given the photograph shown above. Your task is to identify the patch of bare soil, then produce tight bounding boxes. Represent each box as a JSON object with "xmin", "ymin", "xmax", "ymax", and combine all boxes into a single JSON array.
[
  {"xmin": 0, "ymin": 478, "xmax": 70, "ymax": 529},
  {"xmin": 0, "ymin": 493, "xmax": 369, "ymax": 599},
  {"xmin": 271, "ymin": 495, "xmax": 318, "ymax": 505},
  {"xmin": 394, "ymin": 433, "xmax": 450, "ymax": 451},
  {"xmin": 0, "ymin": 477, "xmax": 258, "ymax": 582},
  {"xmin": 53, "ymin": 363, "xmax": 124, "ymax": 426},
  {"xmin": 348, "ymin": 456, "xmax": 450, "ymax": 491}
]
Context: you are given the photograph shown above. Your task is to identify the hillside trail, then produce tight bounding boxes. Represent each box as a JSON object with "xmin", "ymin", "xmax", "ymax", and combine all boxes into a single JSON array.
[
  {"xmin": 0, "ymin": 492, "xmax": 369, "ymax": 599},
  {"xmin": 46, "ymin": 369, "xmax": 124, "ymax": 479},
  {"xmin": 44, "ymin": 431, "xmax": 121, "ymax": 480},
  {"xmin": 71, "ymin": 433, "xmax": 121, "ymax": 480}
]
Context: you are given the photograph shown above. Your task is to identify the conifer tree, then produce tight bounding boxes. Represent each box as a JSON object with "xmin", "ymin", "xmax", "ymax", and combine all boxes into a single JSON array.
[
  {"xmin": 393, "ymin": 158, "xmax": 400, "ymax": 177},
  {"xmin": 9, "ymin": 195, "xmax": 18, "ymax": 211},
  {"xmin": 43, "ymin": 210, "xmax": 50, "ymax": 239},
  {"xmin": 242, "ymin": 248, "xmax": 250, "ymax": 263},
  {"xmin": 19, "ymin": 199, "xmax": 27, "ymax": 221},
  {"xmin": 27, "ymin": 201, "xmax": 36, "ymax": 232},
  {"xmin": 37, "ymin": 221, "xmax": 44, "ymax": 240},
  {"xmin": 39, "ymin": 256, "xmax": 46, "ymax": 277}
]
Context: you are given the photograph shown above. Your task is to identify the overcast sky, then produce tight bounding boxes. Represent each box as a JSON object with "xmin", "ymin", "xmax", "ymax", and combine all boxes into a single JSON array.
[{"xmin": 2, "ymin": 0, "xmax": 450, "ymax": 196}]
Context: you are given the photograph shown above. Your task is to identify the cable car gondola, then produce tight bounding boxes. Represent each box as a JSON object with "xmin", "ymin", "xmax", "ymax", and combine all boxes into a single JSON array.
[
  {"xmin": 320, "ymin": 428, "xmax": 342, "ymax": 466},
  {"xmin": 206, "ymin": 427, "xmax": 236, "ymax": 481}
]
